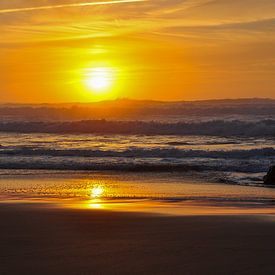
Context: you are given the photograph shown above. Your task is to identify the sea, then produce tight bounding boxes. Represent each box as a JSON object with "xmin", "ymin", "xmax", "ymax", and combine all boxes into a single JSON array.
[{"xmin": 0, "ymin": 105, "xmax": 275, "ymax": 210}]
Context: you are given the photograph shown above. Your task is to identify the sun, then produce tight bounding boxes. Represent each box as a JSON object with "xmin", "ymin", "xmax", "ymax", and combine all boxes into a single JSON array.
[{"xmin": 85, "ymin": 67, "xmax": 113, "ymax": 94}]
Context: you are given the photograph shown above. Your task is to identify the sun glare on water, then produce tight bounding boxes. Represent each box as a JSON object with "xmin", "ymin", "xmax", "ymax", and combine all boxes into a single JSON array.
[
  {"xmin": 85, "ymin": 67, "xmax": 113, "ymax": 94},
  {"xmin": 91, "ymin": 185, "xmax": 104, "ymax": 198}
]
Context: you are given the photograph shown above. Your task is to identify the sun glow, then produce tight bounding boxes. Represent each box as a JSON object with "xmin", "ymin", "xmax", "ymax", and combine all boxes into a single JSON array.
[{"xmin": 85, "ymin": 67, "xmax": 113, "ymax": 94}]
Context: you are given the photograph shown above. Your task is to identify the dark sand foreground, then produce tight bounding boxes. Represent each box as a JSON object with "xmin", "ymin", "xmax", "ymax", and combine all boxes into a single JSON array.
[{"xmin": 1, "ymin": 204, "xmax": 275, "ymax": 275}]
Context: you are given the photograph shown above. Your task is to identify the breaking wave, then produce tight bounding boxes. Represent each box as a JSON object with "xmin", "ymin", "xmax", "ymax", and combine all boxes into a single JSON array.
[
  {"xmin": 0, "ymin": 147, "xmax": 274, "ymax": 174},
  {"xmin": 0, "ymin": 119, "xmax": 275, "ymax": 136},
  {"xmin": 1, "ymin": 147, "xmax": 275, "ymax": 159}
]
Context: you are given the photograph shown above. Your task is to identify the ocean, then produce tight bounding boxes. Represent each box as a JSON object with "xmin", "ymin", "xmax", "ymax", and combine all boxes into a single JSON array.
[
  {"xmin": 0, "ymin": 100, "xmax": 275, "ymax": 209},
  {"xmin": 0, "ymin": 131, "xmax": 274, "ymax": 185}
]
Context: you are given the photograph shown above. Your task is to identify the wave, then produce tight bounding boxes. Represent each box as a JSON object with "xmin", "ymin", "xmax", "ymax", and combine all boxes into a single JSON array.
[
  {"xmin": 0, "ymin": 119, "xmax": 275, "ymax": 136},
  {"xmin": 1, "ymin": 147, "xmax": 275, "ymax": 159},
  {"xmin": 0, "ymin": 155, "xmax": 272, "ymax": 174},
  {"xmin": 0, "ymin": 161, "xmax": 204, "ymax": 172}
]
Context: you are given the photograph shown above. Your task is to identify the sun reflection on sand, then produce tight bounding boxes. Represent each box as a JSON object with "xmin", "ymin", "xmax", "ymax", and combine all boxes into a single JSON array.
[
  {"xmin": 88, "ymin": 185, "xmax": 105, "ymax": 209},
  {"xmin": 91, "ymin": 185, "xmax": 105, "ymax": 198},
  {"xmin": 3, "ymin": 176, "xmax": 275, "ymax": 216},
  {"xmin": 88, "ymin": 199, "xmax": 104, "ymax": 209}
]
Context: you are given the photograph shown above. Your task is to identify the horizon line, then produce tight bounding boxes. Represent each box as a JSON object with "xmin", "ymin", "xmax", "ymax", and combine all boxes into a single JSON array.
[{"xmin": 0, "ymin": 97, "xmax": 274, "ymax": 105}]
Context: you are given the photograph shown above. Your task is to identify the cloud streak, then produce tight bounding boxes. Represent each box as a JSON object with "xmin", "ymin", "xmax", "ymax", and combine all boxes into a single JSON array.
[{"xmin": 0, "ymin": 0, "xmax": 146, "ymax": 14}]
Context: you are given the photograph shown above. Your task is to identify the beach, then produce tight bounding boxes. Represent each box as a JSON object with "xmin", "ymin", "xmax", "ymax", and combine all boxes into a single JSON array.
[
  {"xmin": 0, "ymin": 172, "xmax": 275, "ymax": 274},
  {"xmin": 1, "ymin": 202, "xmax": 275, "ymax": 275},
  {"xmin": 0, "ymin": 169, "xmax": 275, "ymax": 274}
]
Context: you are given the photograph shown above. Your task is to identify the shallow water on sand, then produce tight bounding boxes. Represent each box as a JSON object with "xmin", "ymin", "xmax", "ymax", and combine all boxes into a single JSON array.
[{"xmin": 1, "ymin": 171, "xmax": 275, "ymax": 215}]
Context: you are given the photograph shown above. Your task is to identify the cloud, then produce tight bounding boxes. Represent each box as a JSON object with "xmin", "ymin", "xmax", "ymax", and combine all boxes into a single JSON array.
[{"xmin": 0, "ymin": 0, "xmax": 147, "ymax": 14}]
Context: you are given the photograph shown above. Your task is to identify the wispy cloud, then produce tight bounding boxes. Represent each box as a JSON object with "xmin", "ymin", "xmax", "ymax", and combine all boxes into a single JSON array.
[{"xmin": 0, "ymin": 0, "xmax": 146, "ymax": 14}]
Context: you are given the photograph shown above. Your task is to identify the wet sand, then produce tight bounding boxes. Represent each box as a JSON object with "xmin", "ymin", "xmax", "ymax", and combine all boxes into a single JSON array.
[{"xmin": 1, "ymin": 203, "xmax": 275, "ymax": 274}]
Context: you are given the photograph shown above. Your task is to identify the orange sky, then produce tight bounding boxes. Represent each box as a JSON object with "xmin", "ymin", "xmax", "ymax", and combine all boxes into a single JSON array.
[{"xmin": 1, "ymin": 0, "xmax": 275, "ymax": 103}]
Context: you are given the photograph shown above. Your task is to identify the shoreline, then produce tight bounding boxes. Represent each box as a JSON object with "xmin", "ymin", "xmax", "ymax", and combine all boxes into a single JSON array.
[{"xmin": 1, "ymin": 197, "xmax": 275, "ymax": 216}]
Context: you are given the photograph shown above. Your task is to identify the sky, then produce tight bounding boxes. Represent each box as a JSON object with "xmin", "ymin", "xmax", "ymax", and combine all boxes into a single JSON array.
[{"xmin": 0, "ymin": 0, "xmax": 275, "ymax": 103}]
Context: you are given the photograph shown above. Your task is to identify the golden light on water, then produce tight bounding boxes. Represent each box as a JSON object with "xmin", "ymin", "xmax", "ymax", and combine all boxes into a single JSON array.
[
  {"xmin": 91, "ymin": 185, "xmax": 104, "ymax": 198},
  {"xmin": 88, "ymin": 185, "xmax": 105, "ymax": 209},
  {"xmin": 88, "ymin": 200, "xmax": 104, "ymax": 209}
]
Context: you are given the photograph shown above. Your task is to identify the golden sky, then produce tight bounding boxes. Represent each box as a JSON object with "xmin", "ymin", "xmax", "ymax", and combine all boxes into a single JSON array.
[{"xmin": 1, "ymin": 0, "xmax": 275, "ymax": 103}]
